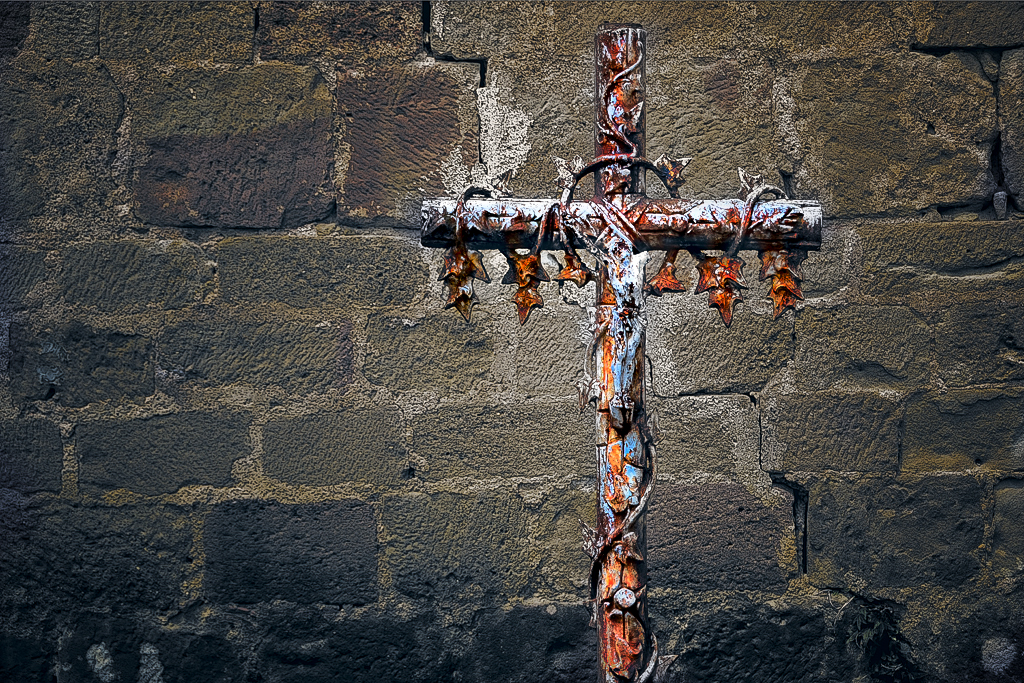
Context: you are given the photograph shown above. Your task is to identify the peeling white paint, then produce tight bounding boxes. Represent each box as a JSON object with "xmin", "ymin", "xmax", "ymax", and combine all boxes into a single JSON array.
[
  {"xmin": 476, "ymin": 87, "xmax": 533, "ymax": 180},
  {"xmin": 439, "ymin": 145, "xmax": 472, "ymax": 197}
]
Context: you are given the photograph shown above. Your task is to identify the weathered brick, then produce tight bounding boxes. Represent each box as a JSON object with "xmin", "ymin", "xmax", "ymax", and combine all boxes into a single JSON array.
[
  {"xmin": 652, "ymin": 298, "xmax": 794, "ymax": 395},
  {"xmin": 649, "ymin": 483, "xmax": 795, "ymax": 591},
  {"xmin": 262, "ymin": 407, "xmax": 406, "ymax": 486},
  {"xmin": 913, "ymin": 2, "xmax": 1024, "ymax": 48},
  {"xmin": 0, "ymin": 245, "xmax": 46, "ymax": 309},
  {"xmin": 807, "ymin": 475, "xmax": 984, "ymax": 589},
  {"xmin": 205, "ymin": 499, "xmax": 377, "ymax": 605},
  {"xmin": 9, "ymin": 321, "xmax": 154, "ymax": 408},
  {"xmin": 160, "ymin": 312, "xmax": 353, "ymax": 394},
  {"xmin": 934, "ymin": 303, "xmax": 1024, "ymax": 386},
  {"xmin": 131, "ymin": 65, "xmax": 332, "ymax": 229},
  {"xmin": 59, "ymin": 240, "xmax": 207, "ymax": 312},
  {"xmin": 793, "ymin": 306, "xmax": 930, "ymax": 389},
  {"xmin": 903, "ymin": 388, "xmax": 1024, "ymax": 472},
  {"xmin": 29, "ymin": 2, "xmax": 98, "ymax": 60},
  {"xmin": 0, "ymin": 54, "xmax": 122, "ymax": 222},
  {"xmin": 761, "ymin": 390, "xmax": 901, "ymax": 473},
  {"xmin": 0, "ymin": 503, "xmax": 191, "ymax": 610},
  {"xmin": 77, "ymin": 411, "xmax": 251, "ymax": 495},
  {"xmin": 382, "ymin": 491, "xmax": 528, "ymax": 602},
  {"xmin": 257, "ymin": 1, "xmax": 420, "ymax": 66},
  {"xmin": 0, "ymin": 2, "xmax": 29, "ymax": 58},
  {"xmin": 1002, "ymin": 49, "xmax": 1024, "ymax": 204},
  {"xmin": 99, "ymin": 1, "xmax": 252, "ymax": 63},
  {"xmin": 365, "ymin": 313, "xmax": 496, "ymax": 393},
  {"xmin": 789, "ymin": 51, "xmax": 996, "ymax": 217},
  {"xmin": 215, "ymin": 235, "xmax": 426, "ymax": 308},
  {"xmin": 655, "ymin": 394, "xmax": 759, "ymax": 476},
  {"xmin": 0, "ymin": 419, "xmax": 62, "ymax": 494},
  {"xmin": 408, "ymin": 400, "xmax": 590, "ymax": 480},
  {"xmin": 993, "ymin": 482, "xmax": 1024, "ymax": 571},
  {"xmin": 335, "ymin": 61, "xmax": 479, "ymax": 226}
]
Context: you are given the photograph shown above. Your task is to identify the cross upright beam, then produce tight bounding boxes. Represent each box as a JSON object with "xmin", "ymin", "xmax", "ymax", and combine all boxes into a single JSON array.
[{"xmin": 420, "ymin": 23, "xmax": 822, "ymax": 683}]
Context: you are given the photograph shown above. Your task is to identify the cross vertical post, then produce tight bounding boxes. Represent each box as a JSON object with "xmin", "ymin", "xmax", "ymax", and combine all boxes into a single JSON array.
[{"xmin": 420, "ymin": 23, "xmax": 823, "ymax": 683}]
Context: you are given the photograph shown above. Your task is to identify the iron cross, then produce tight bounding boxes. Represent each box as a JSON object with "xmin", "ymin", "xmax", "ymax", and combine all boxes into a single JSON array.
[{"xmin": 420, "ymin": 24, "xmax": 822, "ymax": 683}]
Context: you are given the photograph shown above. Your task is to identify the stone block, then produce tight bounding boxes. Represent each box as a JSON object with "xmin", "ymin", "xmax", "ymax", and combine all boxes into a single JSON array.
[
  {"xmin": 761, "ymin": 390, "xmax": 901, "ymax": 473},
  {"xmin": 131, "ymin": 65, "xmax": 333, "ymax": 229},
  {"xmin": 807, "ymin": 475, "xmax": 984, "ymax": 589},
  {"xmin": 0, "ymin": 246, "xmax": 45, "ymax": 309},
  {"xmin": 262, "ymin": 407, "xmax": 406, "ymax": 487},
  {"xmin": 257, "ymin": 1, "xmax": 421, "ymax": 66},
  {"xmin": 29, "ymin": 2, "xmax": 98, "ymax": 60},
  {"xmin": 147, "ymin": 632, "xmax": 242, "ymax": 683},
  {"xmin": 0, "ymin": 54, "xmax": 122, "ymax": 223},
  {"xmin": 512, "ymin": 310, "xmax": 587, "ymax": 397},
  {"xmin": 655, "ymin": 394, "xmax": 759, "ymax": 476},
  {"xmin": 59, "ymin": 240, "xmax": 207, "ymax": 312},
  {"xmin": 58, "ymin": 615, "xmax": 142, "ymax": 683},
  {"xmin": 0, "ymin": 503, "xmax": 191, "ymax": 610},
  {"xmin": 0, "ymin": 419, "xmax": 62, "ymax": 494},
  {"xmin": 913, "ymin": 2, "xmax": 1024, "ymax": 48},
  {"xmin": 648, "ymin": 482, "xmax": 795, "ymax": 591},
  {"xmin": 408, "ymin": 400, "xmax": 590, "ymax": 480},
  {"xmin": 0, "ymin": 634, "xmax": 51, "ymax": 683},
  {"xmin": 934, "ymin": 303, "xmax": 1024, "ymax": 386},
  {"xmin": 8, "ymin": 321, "xmax": 154, "ymax": 408},
  {"xmin": 205, "ymin": 499, "xmax": 377, "ymax": 605},
  {"xmin": 335, "ymin": 61, "xmax": 479, "ymax": 226},
  {"xmin": 364, "ymin": 313, "xmax": 496, "ymax": 393},
  {"xmin": 382, "ymin": 491, "xmax": 528, "ymax": 602},
  {"xmin": 0, "ymin": 3, "xmax": 29, "ymax": 58},
  {"xmin": 652, "ymin": 297, "xmax": 794, "ymax": 395},
  {"xmin": 215, "ymin": 235, "xmax": 426, "ymax": 308},
  {"xmin": 793, "ymin": 306, "xmax": 930, "ymax": 389},
  {"xmin": 1002, "ymin": 49, "xmax": 1024, "ymax": 203},
  {"xmin": 993, "ymin": 482, "xmax": 1024, "ymax": 570},
  {"xmin": 788, "ymin": 51, "xmax": 997, "ymax": 217},
  {"xmin": 519, "ymin": 485, "xmax": 592, "ymax": 597},
  {"xmin": 903, "ymin": 388, "xmax": 1024, "ymax": 472},
  {"xmin": 99, "ymin": 1, "xmax": 252, "ymax": 63},
  {"xmin": 77, "ymin": 411, "xmax": 251, "ymax": 495},
  {"xmin": 160, "ymin": 312, "xmax": 353, "ymax": 394}
]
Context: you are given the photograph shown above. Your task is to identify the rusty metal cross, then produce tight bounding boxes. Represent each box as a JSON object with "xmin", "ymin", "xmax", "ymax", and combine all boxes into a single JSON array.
[{"xmin": 420, "ymin": 24, "xmax": 822, "ymax": 683}]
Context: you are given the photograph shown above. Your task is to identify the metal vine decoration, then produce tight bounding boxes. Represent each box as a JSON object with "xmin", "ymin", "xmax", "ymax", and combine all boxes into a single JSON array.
[{"xmin": 420, "ymin": 23, "xmax": 822, "ymax": 683}]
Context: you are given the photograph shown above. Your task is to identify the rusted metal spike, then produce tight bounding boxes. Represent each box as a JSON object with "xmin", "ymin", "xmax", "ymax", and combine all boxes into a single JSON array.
[{"xmin": 512, "ymin": 285, "xmax": 543, "ymax": 325}]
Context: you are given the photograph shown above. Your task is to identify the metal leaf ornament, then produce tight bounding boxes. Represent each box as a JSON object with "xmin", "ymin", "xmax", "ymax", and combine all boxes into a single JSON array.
[
  {"xmin": 556, "ymin": 252, "xmax": 595, "ymax": 288},
  {"xmin": 694, "ymin": 252, "xmax": 747, "ymax": 326},
  {"xmin": 440, "ymin": 245, "xmax": 489, "ymax": 321},
  {"xmin": 645, "ymin": 249, "xmax": 687, "ymax": 296},
  {"xmin": 759, "ymin": 249, "xmax": 804, "ymax": 318},
  {"xmin": 502, "ymin": 250, "xmax": 550, "ymax": 324}
]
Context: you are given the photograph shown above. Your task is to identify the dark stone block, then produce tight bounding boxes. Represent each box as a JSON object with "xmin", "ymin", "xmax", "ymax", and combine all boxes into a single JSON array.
[
  {"xmin": 648, "ymin": 483, "xmax": 794, "ymax": 592},
  {"xmin": 215, "ymin": 235, "xmax": 426, "ymax": 308},
  {"xmin": 994, "ymin": 481, "xmax": 1024, "ymax": 571},
  {"xmin": 0, "ymin": 419, "xmax": 62, "ymax": 494},
  {"xmin": 160, "ymin": 313, "xmax": 353, "ymax": 394},
  {"xmin": 30, "ymin": 2, "xmax": 98, "ymax": 60},
  {"xmin": 59, "ymin": 615, "xmax": 141, "ymax": 683},
  {"xmin": 99, "ymin": 2, "xmax": 252, "ymax": 63},
  {"xmin": 1005, "ymin": 49, "xmax": 1024, "ymax": 200},
  {"xmin": 77, "ymin": 411, "xmax": 251, "ymax": 495},
  {"xmin": 0, "ymin": 2, "xmax": 29, "ymax": 58},
  {"xmin": 151, "ymin": 632, "xmax": 242, "ymax": 683},
  {"xmin": 59, "ymin": 240, "xmax": 208, "ymax": 312},
  {"xmin": 205, "ymin": 500, "xmax": 377, "ymax": 605},
  {"xmin": 131, "ymin": 66, "xmax": 333, "ymax": 229},
  {"xmin": 263, "ymin": 408, "xmax": 406, "ymax": 486},
  {"xmin": 0, "ymin": 634, "xmax": 53, "ymax": 683},
  {"xmin": 808, "ymin": 475, "xmax": 984, "ymax": 589},
  {"xmin": 8, "ymin": 321, "xmax": 154, "ymax": 408},
  {"xmin": 0, "ymin": 246, "xmax": 45, "ymax": 309},
  {"xmin": 934, "ymin": 303, "xmax": 1024, "ymax": 386},
  {"xmin": 914, "ymin": 2, "xmax": 1024, "ymax": 47}
]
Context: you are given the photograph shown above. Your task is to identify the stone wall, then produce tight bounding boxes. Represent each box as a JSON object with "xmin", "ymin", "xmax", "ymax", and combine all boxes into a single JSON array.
[{"xmin": 2, "ymin": 2, "xmax": 1023, "ymax": 682}]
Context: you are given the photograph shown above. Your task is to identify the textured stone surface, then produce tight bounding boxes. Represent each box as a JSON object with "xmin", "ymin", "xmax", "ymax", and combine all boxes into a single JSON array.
[
  {"xmin": 808, "ymin": 475, "xmax": 984, "ymax": 589},
  {"xmin": 934, "ymin": 303, "xmax": 1024, "ymax": 386},
  {"xmin": 77, "ymin": 411, "xmax": 251, "ymax": 495},
  {"xmin": 993, "ymin": 482, "xmax": 1024, "ymax": 570},
  {"xmin": 263, "ymin": 408, "xmax": 406, "ymax": 486},
  {"xmin": 160, "ymin": 312, "xmax": 353, "ymax": 394},
  {"xmin": 257, "ymin": 1, "xmax": 421, "ymax": 66},
  {"xmin": 1001, "ymin": 49, "xmax": 1024, "ymax": 206},
  {"xmin": 0, "ymin": 2, "xmax": 29, "ymax": 58},
  {"xmin": 215, "ymin": 235, "xmax": 426, "ymax": 308},
  {"xmin": 761, "ymin": 390, "xmax": 901, "ymax": 473},
  {"xmin": 913, "ymin": 2, "xmax": 1024, "ymax": 48},
  {"xmin": 382, "ymin": 491, "xmax": 528, "ymax": 601},
  {"xmin": 99, "ymin": 1, "xmax": 252, "ymax": 63},
  {"xmin": 29, "ymin": 2, "xmax": 98, "ymax": 60},
  {"xmin": 512, "ymin": 311, "xmax": 586, "ymax": 397},
  {"xmin": 409, "ymin": 400, "xmax": 590, "ymax": 480},
  {"xmin": 0, "ymin": 54, "xmax": 122, "ymax": 223},
  {"xmin": 648, "ymin": 483, "xmax": 794, "ymax": 591},
  {"xmin": 0, "ymin": 419, "xmax": 62, "ymax": 494},
  {"xmin": 205, "ymin": 500, "xmax": 377, "ymax": 605},
  {"xmin": 0, "ymin": 633, "xmax": 51, "ymax": 683},
  {"xmin": 364, "ymin": 313, "xmax": 496, "ymax": 393},
  {"xmin": 59, "ymin": 240, "xmax": 208, "ymax": 312},
  {"xmin": 335, "ymin": 61, "xmax": 479, "ymax": 226},
  {"xmin": 793, "ymin": 306, "xmax": 930, "ymax": 389},
  {"xmin": 0, "ymin": 246, "xmax": 46, "ymax": 308},
  {"xmin": 655, "ymin": 394, "xmax": 759, "ymax": 476},
  {"xmin": 903, "ymin": 388, "xmax": 1024, "ymax": 472},
  {"xmin": 9, "ymin": 322, "xmax": 154, "ymax": 408},
  {"xmin": 132, "ymin": 65, "xmax": 333, "ymax": 229}
]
